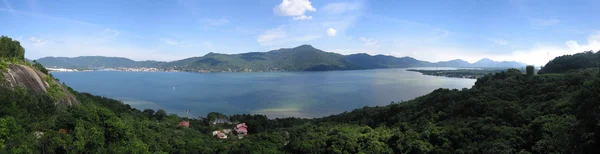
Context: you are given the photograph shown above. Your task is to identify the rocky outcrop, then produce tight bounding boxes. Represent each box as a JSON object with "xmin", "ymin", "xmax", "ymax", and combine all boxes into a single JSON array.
[{"xmin": 1, "ymin": 64, "xmax": 79, "ymax": 105}]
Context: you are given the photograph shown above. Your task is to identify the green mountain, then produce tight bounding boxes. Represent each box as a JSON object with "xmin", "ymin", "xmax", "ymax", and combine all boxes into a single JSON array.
[
  {"xmin": 434, "ymin": 59, "xmax": 471, "ymax": 67},
  {"xmin": 163, "ymin": 45, "xmax": 359, "ymax": 72},
  {"xmin": 471, "ymin": 58, "xmax": 526, "ymax": 68},
  {"xmin": 3, "ymin": 35, "xmax": 600, "ymax": 153},
  {"xmin": 344, "ymin": 53, "xmax": 432, "ymax": 69},
  {"xmin": 36, "ymin": 45, "xmax": 526, "ymax": 72},
  {"xmin": 539, "ymin": 50, "xmax": 600, "ymax": 74}
]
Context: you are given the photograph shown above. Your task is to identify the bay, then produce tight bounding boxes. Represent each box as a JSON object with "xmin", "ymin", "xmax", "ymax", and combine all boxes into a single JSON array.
[{"xmin": 51, "ymin": 68, "xmax": 476, "ymax": 118}]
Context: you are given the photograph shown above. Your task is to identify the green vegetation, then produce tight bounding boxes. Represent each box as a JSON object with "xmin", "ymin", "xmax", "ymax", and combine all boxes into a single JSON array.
[
  {"xmin": 44, "ymin": 75, "xmax": 65, "ymax": 101},
  {"xmin": 36, "ymin": 45, "xmax": 526, "ymax": 72},
  {"xmin": 32, "ymin": 60, "xmax": 49, "ymax": 75},
  {"xmin": 0, "ymin": 57, "xmax": 29, "ymax": 72},
  {"xmin": 0, "ymin": 36, "xmax": 25, "ymax": 60},
  {"xmin": 147, "ymin": 45, "xmax": 361, "ymax": 72},
  {"xmin": 539, "ymin": 50, "xmax": 600, "ymax": 74},
  {"xmin": 2, "ymin": 35, "xmax": 599, "ymax": 153},
  {"xmin": 2, "ymin": 66, "xmax": 600, "ymax": 153},
  {"xmin": 0, "ymin": 35, "xmax": 30, "ymax": 80},
  {"xmin": 0, "ymin": 60, "xmax": 7, "ymax": 72}
]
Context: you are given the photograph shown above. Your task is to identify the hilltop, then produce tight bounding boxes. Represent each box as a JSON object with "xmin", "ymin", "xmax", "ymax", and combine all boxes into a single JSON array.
[
  {"xmin": 1, "ymin": 36, "xmax": 78, "ymax": 105},
  {"xmin": 36, "ymin": 45, "xmax": 526, "ymax": 72},
  {"xmin": 538, "ymin": 50, "xmax": 600, "ymax": 74}
]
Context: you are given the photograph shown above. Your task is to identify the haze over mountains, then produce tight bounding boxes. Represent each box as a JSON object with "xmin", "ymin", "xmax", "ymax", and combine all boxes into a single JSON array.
[{"xmin": 36, "ymin": 45, "xmax": 526, "ymax": 72}]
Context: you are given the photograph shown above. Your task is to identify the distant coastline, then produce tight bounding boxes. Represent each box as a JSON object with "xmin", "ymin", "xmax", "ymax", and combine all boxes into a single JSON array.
[
  {"xmin": 407, "ymin": 69, "xmax": 507, "ymax": 79},
  {"xmin": 37, "ymin": 45, "xmax": 527, "ymax": 73},
  {"xmin": 47, "ymin": 67, "xmax": 178, "ymax": 72}
]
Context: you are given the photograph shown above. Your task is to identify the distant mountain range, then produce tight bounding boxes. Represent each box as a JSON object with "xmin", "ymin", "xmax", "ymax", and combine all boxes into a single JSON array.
[{"xmin": 36, "ymin": 45, "xmax": 526, "ymax": 72}]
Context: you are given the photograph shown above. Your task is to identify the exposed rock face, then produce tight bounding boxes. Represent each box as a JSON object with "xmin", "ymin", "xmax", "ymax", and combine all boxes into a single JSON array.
[{"xmin": 1, "ymin": 64, "xmax": 79, "ymax": 105}]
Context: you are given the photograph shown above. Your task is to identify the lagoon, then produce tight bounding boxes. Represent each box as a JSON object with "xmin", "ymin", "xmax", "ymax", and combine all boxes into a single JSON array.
[{"xmin": 52, "ymin": 68, "xmax": 476, "ymax": 118}]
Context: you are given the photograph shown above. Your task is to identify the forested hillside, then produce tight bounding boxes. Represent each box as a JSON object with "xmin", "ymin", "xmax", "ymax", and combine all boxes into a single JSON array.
[
  {"xmin": 36, "ymin": 45, "xmax": 526, "ymax": 72},
  {"xmin": 2, "ymin": 35, "xmax": 600, "ymax": 153},
  {"xmin": 3, "ymin": 63, "xmax": 599, "ymax": 153},
  {"xmin": 163, "ymin": 45, "xmax": 359, "ymax": 72},
  {"xmin": 539, "ymin": 50, "xmax": 600, "ymax": 74}
]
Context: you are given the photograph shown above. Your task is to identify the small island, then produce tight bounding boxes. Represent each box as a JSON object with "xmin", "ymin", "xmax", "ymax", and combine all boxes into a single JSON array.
[{"xmin": 407, "ymin": 69, "xmax": 506, "ymax": 79}]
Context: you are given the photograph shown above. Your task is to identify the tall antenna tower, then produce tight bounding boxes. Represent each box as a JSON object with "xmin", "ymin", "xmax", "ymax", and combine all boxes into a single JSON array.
[{"xmin": 186, "ymin": 109, "xmax": 190, "ymax": 119}]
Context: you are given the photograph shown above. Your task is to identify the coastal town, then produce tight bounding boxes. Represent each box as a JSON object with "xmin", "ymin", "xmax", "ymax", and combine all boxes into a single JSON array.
[
  {"xmin": 46, "ymin": 67, "xmax": 181, "ymax": 72},
  {"xmin": 407, "ymin": 69, "xmax": 506, "ymax": 79}
]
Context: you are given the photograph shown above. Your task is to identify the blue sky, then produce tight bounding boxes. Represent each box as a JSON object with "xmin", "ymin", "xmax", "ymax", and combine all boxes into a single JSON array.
[{"xmin": 1, "ymin": 0, "xmax": 599, "ymax": 65}]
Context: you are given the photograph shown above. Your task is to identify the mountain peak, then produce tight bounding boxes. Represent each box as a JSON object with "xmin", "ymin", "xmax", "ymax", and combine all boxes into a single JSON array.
[
  {"xmin": 399, "ymin": 56, "xmax": 417, "ymax": 60},
  {"xmin": 476, "ymin": 58, "xmax": 493, "ymax": 62},
  {"xmin": 294, "ymin": 44, "xmax": 316, "ymax": 50},
  {"xmin": 448, "ymin": 59, "xmax": 467, "ymax": 62}
]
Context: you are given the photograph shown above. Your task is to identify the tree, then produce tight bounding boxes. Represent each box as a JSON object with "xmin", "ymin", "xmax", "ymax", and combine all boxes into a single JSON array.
[
  {"xmin": 507, "ymin": 68, "xmax": 521, "ymax": 75},
  {"xmin": 32, "ymin": 60, "xmax": 49, "ymax": 74},
  {"xmin": 526, "ymin": 65, "xmax": 534, "ymax": 76},
  {"xmin": 155, "ymin": 109, "xmax": 167, "ymax": 121},
  {"xmin": 0, "ymin": 36, "xmax": 25, "ymax": 59},
  {"xmin": 142, "ymin": 109, "xmax": 155, "ymax": 119}
]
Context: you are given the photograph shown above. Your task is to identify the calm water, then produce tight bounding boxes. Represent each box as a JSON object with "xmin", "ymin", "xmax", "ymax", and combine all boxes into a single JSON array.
[{"xmin": 52, "ymin": 68, "xmax": 476, "ymax": 118}]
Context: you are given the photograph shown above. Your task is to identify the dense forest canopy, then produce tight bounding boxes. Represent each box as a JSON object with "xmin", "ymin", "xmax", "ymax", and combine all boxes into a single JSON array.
[
  {"xmin": 1, "ymin": 35, "xmax": 600, "ymax": 153},
  {"xmin": 0, "ymin": 36, "xmax": 25, "ymax": 60},
  {"xmin": 539, "ymin": 50, "xmax": 600, "ymax": 74}
]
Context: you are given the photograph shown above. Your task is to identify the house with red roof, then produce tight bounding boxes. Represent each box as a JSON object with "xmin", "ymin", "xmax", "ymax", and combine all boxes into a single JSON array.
[
  {"xmin": 235, "ymin": 123, "xmax": 248, "ymax": 137},
  {"xmin": 178, "ymin": 120, "xmax": 190, "ymax": 127},
  {"xmin": 212, "ymin": 130, "xmax": 228, "ymax": 139}
]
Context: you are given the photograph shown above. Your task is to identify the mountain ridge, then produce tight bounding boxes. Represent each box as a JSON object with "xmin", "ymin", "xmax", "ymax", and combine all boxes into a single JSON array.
[{"xmin": 36, "ymin": 45, "xmax": 527, "ymax": 72}]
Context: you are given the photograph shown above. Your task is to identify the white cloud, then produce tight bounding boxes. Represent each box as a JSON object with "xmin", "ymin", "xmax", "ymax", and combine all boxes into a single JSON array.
[
  {"xmin": 273, "ymin": 0, "xmax": 316, "ymax": 20},
  {"xmin": 359, "ymin": 37, "xmax": 378, "ymax": 47},
  {"xmin": 564, "ymin": 32, "xmax": 600, "ymax": 53},
  {"xmin": 292, "ymin": 15, "xmax": 312, "ymax": 20},
  {"xmin": 492, "ymin": 32, "xmax": 600, "ymax": 66},
  {"xmin": 327, "ymin": 28, "xmax": 336, "ymax": 36},
  {"xmin": 358, "ymin": 32, "xmax": 600, "ymax": 66},
  {"xmin": 28, "ymin": 37, "xmax": 47, "ymax": 46},
  {"xmin": 319, "ymin": 1, "xmax": 364, "ymax": 38}
]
